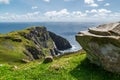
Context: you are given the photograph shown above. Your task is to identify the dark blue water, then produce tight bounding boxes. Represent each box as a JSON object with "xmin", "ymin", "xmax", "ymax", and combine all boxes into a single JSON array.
[{"xmin": 0, "ymin": 22, "xmax": 100, "ymax": 52}]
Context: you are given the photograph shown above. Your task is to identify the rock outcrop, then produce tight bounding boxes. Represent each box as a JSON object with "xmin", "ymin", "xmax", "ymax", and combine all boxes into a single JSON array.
[
  {"xmin": 0, "ymin": 26, "xmax": 71, "ymax": 63},
  {"xmin": 76, "ymin": 22, "xmax": 120, "ymax": 73},
  {"xmin": 49, "ymin": 31, "xmax": 72, "ymax": 50},
  {"xmin": 22, "ymin": 27, "xmax": 71, "ymax": 60}
]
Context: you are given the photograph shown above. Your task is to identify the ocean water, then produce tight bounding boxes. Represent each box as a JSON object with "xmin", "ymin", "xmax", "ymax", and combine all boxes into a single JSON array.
[{"xmin": 0, "ymin": 22, "xmax": 100, "ymax": 52}]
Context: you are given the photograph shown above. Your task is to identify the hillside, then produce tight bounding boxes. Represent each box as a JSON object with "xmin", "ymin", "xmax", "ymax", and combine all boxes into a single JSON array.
[
  {"xmin": 0, "ymin": 51, "xmax": 120, "ymax": 80},
  {"xmin": 0, "ymin": 26, "xmax": 71, "ymax": 65}
]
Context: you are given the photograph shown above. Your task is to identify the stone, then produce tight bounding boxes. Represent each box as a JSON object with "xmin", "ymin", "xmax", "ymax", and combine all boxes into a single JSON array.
[
  {"xmin": 21, "ymin": 59, "xmax": 30, "ymax": 63},
  {"xmin": 49, "ymin": 31, "xmax": 72, "ymax": 50},
  {"xmin": 43, "ymin": 56, "xmax": 53, "ymax": 63},
  {"xmin": 76, "ymin": 22, "xmax": 120, "ymax": 73},
  {"xmin": 12, "ymin": 38, "xmax": 22, "ymax": 42},
  {"xmin": 23, "ymin": 27, "xmax": 71, "ymax": 59},
  {"xmin": 0, "ymin": 26, "xmax": 72, "ymax": 63}
]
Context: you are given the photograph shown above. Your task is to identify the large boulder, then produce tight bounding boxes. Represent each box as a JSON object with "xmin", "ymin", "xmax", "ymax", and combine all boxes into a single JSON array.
[{"xmin": 76, "ymin": 22, "xmax": 120, "ymax": 73}]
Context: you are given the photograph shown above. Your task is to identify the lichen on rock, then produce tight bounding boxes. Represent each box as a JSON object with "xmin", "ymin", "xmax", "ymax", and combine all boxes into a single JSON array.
[{"xmin": 76, "ymin": 22, "xmax": 120, "ymax": 73}]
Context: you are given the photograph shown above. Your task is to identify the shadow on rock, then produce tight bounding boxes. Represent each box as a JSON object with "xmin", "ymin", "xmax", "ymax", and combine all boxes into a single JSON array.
[{"xmin": 70, "ymin": 58, "xmax": 120, "ymax": 80}]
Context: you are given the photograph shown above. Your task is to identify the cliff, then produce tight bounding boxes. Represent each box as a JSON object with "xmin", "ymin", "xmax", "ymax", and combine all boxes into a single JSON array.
[
  {"xmin": 49, "ymin": 31, "xmax": 72, "ymax": 50},
  {"xmin": 0, "ymin": 26, "xmax": 71, "ymax": 64}
]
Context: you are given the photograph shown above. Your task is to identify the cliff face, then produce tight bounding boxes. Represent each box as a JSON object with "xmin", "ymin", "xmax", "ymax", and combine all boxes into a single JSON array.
[
  {"xmin": 0, "ymin": 26, "xmax": 71, "ymax": 63},
  {"xmin": 20, "ymin": 27, "xmax": 54, "ymax": 60},
  {"xmin": 49, "ymin": 31, "xmax": 72, "ymax": 50},
  {"xmin": 76, "ymin": 22, "xmax": 120, "ymax": 73}
]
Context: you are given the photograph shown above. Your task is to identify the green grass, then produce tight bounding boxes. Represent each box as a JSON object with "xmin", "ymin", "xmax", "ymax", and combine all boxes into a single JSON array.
[
  {"xmin": 0, "ymin": 27, "xmax": 54, "ymax": 65},
  {"xmin": 0, "ymin": 51, "xmax": 120, "ymax": 80},
  {"xmin": 0, "ymin": 38, "xmax": 26, "ymax": 65}
]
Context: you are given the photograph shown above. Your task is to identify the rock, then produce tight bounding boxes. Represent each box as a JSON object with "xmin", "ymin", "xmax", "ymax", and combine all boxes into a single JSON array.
[
  {"xmin": 0, "ymin": 26, "xmax": 72, "ymax": 63},
  {"xmin": 12, "ymin": 38, "xmax": 22, "ymax": 42},
  {"xmin": 23, "ymin": 27, "xmax": 70, "ymax": 59},
  {"xmin": 25, "ymin": 45, "xmax": 45, "ymax": 59},
  {"xmin": 22, "ymin": 27, "xmax": 55, "ymax": 60},
  {"xmin": 49, "ymin": 31, "xmax": 72, "ymax": 50},
  {"xmin": 4, "ymin": 36, "xmax": 12, "ymax": 39},
  {"xmin": 21, "ymin": 59, "xmax": 30, "ymax": 63},
  {"xmin": 76, "ymin": 22, "xmax": 120, "ymax": 73},
  {"xmin": 13, "ymin": 66, "xmax": 18, "ymax": 69},
  {"xmin": 43, "ymin": 56, "xmax": 53, "ymax": 63}
]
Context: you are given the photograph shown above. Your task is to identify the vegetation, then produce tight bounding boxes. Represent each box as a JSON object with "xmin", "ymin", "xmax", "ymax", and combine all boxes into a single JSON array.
[
  {"xmin": 0, "ymin": 27, "xmax": 54, "ymax": 65},
  {"xmin": 0, "ymin": 51, "xmax": 120, "ymax": 80},
  {"xmin": 0, "ymin": 27, "xmax": 120, "ymax": 80}
]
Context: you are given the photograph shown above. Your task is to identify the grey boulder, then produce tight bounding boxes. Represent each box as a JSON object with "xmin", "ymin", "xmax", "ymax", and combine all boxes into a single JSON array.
[{"xmin": 76, "ymin": 22, "xmax": 120, "ymax": 73}]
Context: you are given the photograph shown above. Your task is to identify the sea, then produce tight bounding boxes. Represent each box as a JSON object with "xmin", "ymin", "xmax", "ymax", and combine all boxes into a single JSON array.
[{"xmin": 0, "ymin": 22, "xmax": 102, "ymax": 52}]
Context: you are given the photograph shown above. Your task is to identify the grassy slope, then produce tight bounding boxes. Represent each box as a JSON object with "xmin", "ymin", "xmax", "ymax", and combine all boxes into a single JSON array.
[
  {"xmin": 0, "ymin": 27, "xmax": 54, "ymax": 65},
  {"xmin": 0, "ymin": 28, "xmax": 36, "ymax": 64},
  {"xmin": 0, "ymin": 51, "xmax": 120, "ymax": 80}
]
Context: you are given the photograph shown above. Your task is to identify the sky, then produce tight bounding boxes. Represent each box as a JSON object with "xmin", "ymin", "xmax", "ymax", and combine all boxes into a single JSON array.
[{"xmin": 0, "ymin": 0, "xmax": 120, "ymax": 22}]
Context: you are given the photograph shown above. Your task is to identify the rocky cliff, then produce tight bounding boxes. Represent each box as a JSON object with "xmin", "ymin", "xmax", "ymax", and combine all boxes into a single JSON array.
[
  {"xmin": 49, "ymin": 31, "xmax": 72, "ymax": 50},
  {"xmin": 0, "ymin": 26, "xmax": 71, "ymax": 63},
  {"xmin": 76, "ymin": 22, "xmax": 120, "ymax": 73}
]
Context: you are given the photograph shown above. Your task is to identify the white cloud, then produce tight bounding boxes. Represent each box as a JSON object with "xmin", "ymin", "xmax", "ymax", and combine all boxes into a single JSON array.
[
  {"xmin": 0, "ymin": 0, "xmax": 10, "ymax": 4},
  {"xmin": 104, "ymin": 3, "xmax": 110, "ymax": 6},
  {"xmin": 84, "ymin": 0, "xmax": 98, "ymax": 7},
  {"xmin": 84, "ymin": 0, "xmax": 94, "ymax": 4},
  {"xmin": 44, "ymin": 9, "xmax": 70, "ymax": 17},
  {"xmin": 32, "ymin": 6, "xmax": 38, "ymax": 9},
  {"xmin": 72, "ymin": 11, "xmax": 87, "ymax": 17},
  {"xmin": 97, "ymin": 0, "xmax": 104, "ymax": 1},
  {"xmin": 86, "ymin": 9, "xmax": 111, "ymax": 13},
  {"xmin": 89, "ymin": 3, "xmax": 98, "ymax": 7},
  {"xmin": 44, "ymin": 9, "xmax": 87, "ymax": 18},
  {"xmin": 86, "ymin": 9, "xmax": 97, "ymax": 13},
  {"xmin": 0, "ymin": 8, "xmax": 119, "ymax": 22},
  {"xmin": 64, "ymin": 0, "xmax": 69, "ymax": 1},
  {"xmin": 98, "ymin": 9, "xmax": 111, "ymax": 13},
  {"xmin": 26, "ymin": 11, "xmax": 40, "ymax": 16},
  {"xmin": 86, "ymin": 8, "xmax": 111, "ymax": 18},
  {"xmin": 43, "ymin": 0, "xmax": 50, "ymax": 2},
  {"xmin": 0, "ymin": 11, "xmax": 41, "ymax": 21}
]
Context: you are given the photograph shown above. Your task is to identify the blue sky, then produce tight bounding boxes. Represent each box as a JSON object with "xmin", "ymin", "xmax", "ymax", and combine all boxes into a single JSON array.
[{"xmin": 0, "ymin": 0, "xmax": 120, "ymax": 22}]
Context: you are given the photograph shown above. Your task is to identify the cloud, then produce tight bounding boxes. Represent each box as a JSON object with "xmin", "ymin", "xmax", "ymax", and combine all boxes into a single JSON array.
[
  {"xmin": 98, "ymin": 9, "xmax": 111, "ymax": 13},
  {"xmin": 84, "ymin": 0, "xmax": 98, "ymax": 7},
  {"xmin": 44, "ymin": 9, "xmax": 70, "ymax": 17},
  {"xmin": 0, "ymin": 8, "xmax": 119, "ymax": 22},
  {"xmin": 0, "ymin": 0, "xmax": 10, "ymax": 4},
  {"xmin": 32, "ymin": 6, "xmax": 38, "ymax": 9},
  {"xmin": 64, "ymin": 0, "xmax": 70, "ymax": 1},
  {"xmin": 43, "ymin": 0, "xmax": 50, "ymax": 2},
  {"xmin": 86, "ymin": 9, "xmax": 111, "ymax": 13},
  {"xmin": 44, "ymin": 9, "xmax": 87, "ymax": 18},
  {"xmin": 84, "ymin": 0, "xmax": 94, "ymax": 4},
  {"xmin": 86, "ymin": 8, "xmax": 111, "ymax": 18},
  {"xmin": 0, "ymin": 11, "xmax": 41, "ymax": 21},
  {"xmin": 86, "ymin": 9, "xmax": 97, "ymax": 13},
  {"xmin": 72, "ymin": 11, "xmax": 87, "ymax": 17},
  {"xmin": 97, "ymin": 0, "xmax": 104, "ymax": 1},
  {"xmin": 104, "ymin": 3, "xmax": 110, "ymax": 6},
  {"xmin": 89, "ymin": 3, "xmax": 98, "ymax": 7}
]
